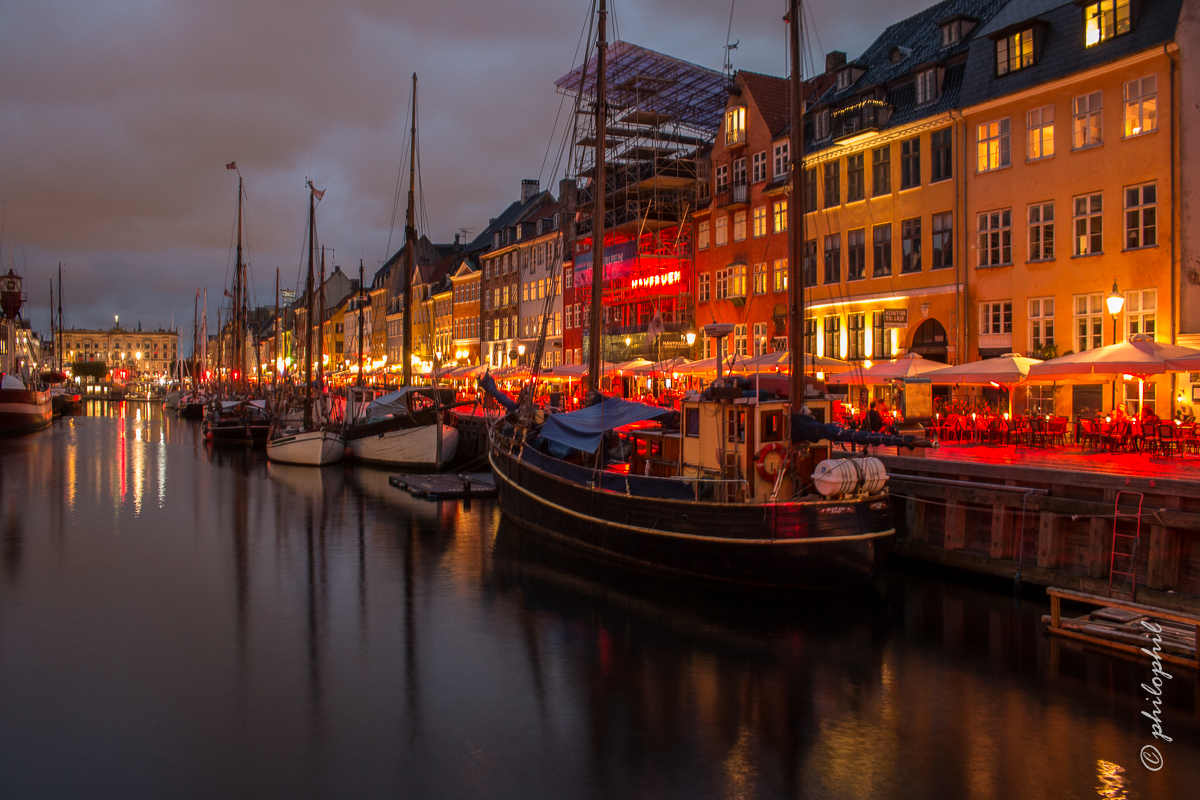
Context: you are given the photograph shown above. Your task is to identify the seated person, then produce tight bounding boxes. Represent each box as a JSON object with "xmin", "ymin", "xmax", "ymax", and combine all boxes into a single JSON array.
[
  {"xmin": 1111, "ymin": 403, "xmax": 1129, "ymax": 423},
  {"xmin": 1142, "ymin": 406, "xmax": 1160, "ymax": 424}
]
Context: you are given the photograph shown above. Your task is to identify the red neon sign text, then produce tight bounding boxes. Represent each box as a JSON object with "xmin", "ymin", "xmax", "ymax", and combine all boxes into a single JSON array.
[{"xmin": 630, "ymin": 271, "xmax": 682, "ymax": 290}]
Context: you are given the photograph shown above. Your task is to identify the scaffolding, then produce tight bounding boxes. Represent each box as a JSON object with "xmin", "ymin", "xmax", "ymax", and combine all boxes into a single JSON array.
[{"xmin": 556, "ymin": 41, "xmax": 727, "ymax": 358}]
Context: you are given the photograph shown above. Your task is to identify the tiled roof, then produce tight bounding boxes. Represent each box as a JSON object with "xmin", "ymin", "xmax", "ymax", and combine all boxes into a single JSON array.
[
  {"xmin": 737, "ymin": 70, "xmax": 836, "ymax": 140},
  {"xmin": 959, "ymin": 0, "xmax": 1184, "ymax": 107}
]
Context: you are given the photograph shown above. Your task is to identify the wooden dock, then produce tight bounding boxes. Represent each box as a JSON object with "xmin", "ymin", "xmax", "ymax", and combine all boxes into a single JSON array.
[
  {"xmin": 1044, "ymin": 587, "xmax": 1200, "ymax": 670},
  {"xmin": 388, "ymin": 472, "xmax": 497, "ymax": 500}
]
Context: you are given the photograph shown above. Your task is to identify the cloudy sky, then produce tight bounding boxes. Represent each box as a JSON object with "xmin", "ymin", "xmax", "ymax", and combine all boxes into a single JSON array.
[{"xmin": 1, "ymin": 0, "xmax": 930, "ymax": 335}]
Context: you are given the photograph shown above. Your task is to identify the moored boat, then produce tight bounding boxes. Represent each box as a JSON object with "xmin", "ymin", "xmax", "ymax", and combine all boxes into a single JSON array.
[
  {"xmin": 266, "ymin": 428, "xmax": 345, "ymax": 466},
  {"xmin": 0, "ymin": 374, "xmax": 53, "ymax": 434},
  {"xmin": 344, "ymin": 386, "xmax": 458, "ymax": 469}
]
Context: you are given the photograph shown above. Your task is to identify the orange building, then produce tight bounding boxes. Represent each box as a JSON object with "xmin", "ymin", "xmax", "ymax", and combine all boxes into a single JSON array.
[
  {"xmin": 959, "ymin": 0, "xmax": 1189, "ymax": 417},
  {"xmin": 449, "ymin": 261, "xmax": 481, "ymax": 366}
]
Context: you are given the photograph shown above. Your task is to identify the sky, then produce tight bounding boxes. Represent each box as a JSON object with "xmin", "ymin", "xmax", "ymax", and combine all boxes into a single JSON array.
[{"xmin": 0, "ymin": 0, "xmax": 932, "ymax": 336}]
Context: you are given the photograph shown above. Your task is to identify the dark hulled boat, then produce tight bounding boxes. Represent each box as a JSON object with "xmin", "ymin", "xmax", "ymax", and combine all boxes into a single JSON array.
[{"xmin": 0, "ymin": 375, "xmax": 52, "ymax": 434}]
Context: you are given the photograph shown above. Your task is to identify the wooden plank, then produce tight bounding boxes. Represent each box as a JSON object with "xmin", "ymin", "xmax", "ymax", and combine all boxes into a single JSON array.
[
  {"xmin": 990, "ymin": 503, "xmax": 1014, "ymax": 559},
  {"xmin": 1051, "ymin": 593, "xmax": 1060, "ymax": 628},
  {"xmin": 906, "ymin": 496, "xmax": 927, "ymax": 544},
  {"xmin": 1047, "ymin": 587, "xmax": 1200, "ymax": 626},
  {"xmin": 945, "ymin": 500, "xmax": 966, "ymax": 551},
  {"xmin": 1087, "ymin": 488, "xmax": 1116, "ymax": 579},
  {"xmin": 1045, "ymin": 626, "xmax": 1200, "ymax": 671},
  {"xmin": 1147, "ymin": 525, "xmax": 1179, "ymax": 592},
  {"xmin": 1037, "ymin": 511, "xmax": 1061, "ymax": 569}
]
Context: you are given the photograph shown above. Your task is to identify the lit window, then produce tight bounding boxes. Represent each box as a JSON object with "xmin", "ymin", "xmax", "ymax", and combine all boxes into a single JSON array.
[
  {"xmin": 1124, "ymin": 289, "xmax": 1156, "ymax": 339},
  {"xmin": 824, "ymin": 316, "xmax": 841, "ymax": 357},
  {"xmin": 698, "ymin": 220, "xmax": 710, "ymax": 249},
  {"xmin": 753, "ymin": 322, "xmax": 769, "ymax": 356},
  {"xmin": 724, "ymin": 106, "xmax": 746, "ymax": 146},
  {"xmin": 1085, "ymin": 0, "xmax": 1130, "ymax": 47},
  {"xmin": 773, "ymin": 200, "xmax": 788, "ymax": 233},
  {"xmin": 733, "ymin": 211, "xmax": 747, "ymax": 242},
  {"xmin": 976, "ymin": 119, "xmax": 1011, "ymax": 172},
  {"xmin": 1124, "ymin": 76, "xmax": 1157, "ymax": 136},
  {"xmin": 977, "ymin": 209, "xmax": 1012, "ymax": 266},
  {"xmin": 847, "ymin": 313, "xmax": 866, "ymax": 360},
  {"xmin": 1073, "ymin": 193, "xmax": 1103, "ymax": 255},
  {"xmin": 1028, "ymin": 202, "xmax": 1055, "ymax": 261},
  {"xmin": 1027, "ymin": 106, "xmax": 1054, "ymax": 160},
  {"xmin": 1073, "ymin": 293, "xmax": 1104, "ymax": 350},
  {"xmin": 753, "ymin": 263, "xmax": 768, "ymax": 295},
  {"xmin": 774, "ymin": 258, "xmax": 789, "ymax": 293},
  {"xmin": 1072, "ymin": 91, "xmax": 1103, "ymax": 149},
  {"xmin": 1124, "ymin": 183, "xmax": 1156, "ymax": 249},
  {"xmin": 752, "ymin": 207, "xmax": 767, "ymax": 238},
  {"xmin": 996, "ymin": 29, "xmax": 1034, "ymax": 76},
  {"xmin": 979, "ymin": 301, "xmax": 1013, "ymax": 335}
]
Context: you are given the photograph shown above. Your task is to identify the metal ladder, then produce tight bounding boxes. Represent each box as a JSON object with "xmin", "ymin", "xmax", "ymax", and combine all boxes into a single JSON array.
[{"xmin": 1108, "ymin": 491, "xmax": 1144, "ymax": 599}]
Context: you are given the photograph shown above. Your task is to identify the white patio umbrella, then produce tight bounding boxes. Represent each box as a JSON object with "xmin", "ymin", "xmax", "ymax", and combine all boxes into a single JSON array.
[
  {"xmin": 924, "ymin": 353, "xmax": 1043, "ymax": 413},
  {"xmin": 825, "ymin": 352, "xmax": 947, "ymax": 385},
  {"xmin": 741, "ymin": 349, "xmax": 856, "ymax": 374},
  {"xmin": 1027, "ymin": 334, "xmax": 1200, "ymax": 414}
]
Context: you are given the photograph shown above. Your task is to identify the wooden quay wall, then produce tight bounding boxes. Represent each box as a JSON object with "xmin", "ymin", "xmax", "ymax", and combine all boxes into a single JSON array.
[{"xmin": 877, "ymin": 454, "xmax": 1200, "ymax": 614}]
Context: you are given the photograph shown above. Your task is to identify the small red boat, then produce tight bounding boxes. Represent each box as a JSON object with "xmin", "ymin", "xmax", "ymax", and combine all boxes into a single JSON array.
[{"xmin": 0, "ymin": 374, "xmax": 52, "ymax": 434}]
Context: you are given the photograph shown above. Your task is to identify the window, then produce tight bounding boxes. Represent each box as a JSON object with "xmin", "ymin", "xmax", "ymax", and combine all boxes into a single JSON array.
[
  {"xmin": 1125, "ymin": 289, "xmax": 1156, "ymax": 339},
  {"xmin": 1029, "ymin": 297, "xmax": 1055, "ymax": 349},
  {"xmin": 824, "ymin": 316, "xmax": 841, "ymax": 358},
  {"xmin": 1028, "ymin": 385, "xmax": 1055, "ymax": 415},
  {"xmin": 699, "ymin": 273, "xmax": 710, "ymax": 302},
  {"xmin": 698, "ymin": 220, "xmax": 710, "ymax": 249},
  {"xmin": 996, "ymin": 29, "xmax": 1034, "ymax": 76},
  {"xmin": 977, "ymin": 209, "xmax": 1013, "ymax": 266},
  {"xmin": 1074, "ymin": 293, "xmax": 1105, "ymax": 350},
  {"xmin": 773, "ymin": 258, "xmax": 789, "ymax": 293},
  {"xmin": 847, "ymin": 313, "xmax": 866, "ymax": 360},
  {"xmin": 1125, "ymin": 183, "xmax": 1156, "ymax": 249},
  {"xmin": 900, "ymin": 138, "xmax": 920, "ymax": 189},
  {"xmin": 930, "ymin": 129, "xmax": 952, "ymax": 182},
  {"xmin": 733, "ymin": 157, "xmax": 747, "ymax": 186},
  {"xmin": 980, "ymin": 301, "xmax": 1013, "ymax": 335},
  {"xmin": 901, "ymin": 218, "xmax": 922, "ymax": 273},
  {"xmin": 1073, "ymin": 193, "xmax": 1103, "ymax": 255},
  {"xmin": 1028, "ymin": 202, "xmax": 1055, "ymax": 261},
  {"xmin": 1123, "ymin": 381, "xmax": 1156, "ymax": 415},
  {"xmin": 715, "ymin": 269, "xmax": 729, "ymax": 300},
  {"xmin": 773, "ymin": 200, "xmax": 788, "ymax": 233},
  {"xmin": 1085, "ymin": 0, "xmax": 1130, "ymax": 47},
  {"xmin": 724, "ymin": 106, "xmax": 746, "ymax": 146},
  {"xmin": 846, "ymin": 153, "xmax": 865, "ymax": 202},
  {"xmin": 1124, "ymin": 76, "xmax": 1157, "ymax": 136},
  {"xmin": 823, "ymin": 161, "xmax": 840, "ymax": 207},
  {"xmin": 730, "ymin": 263, "xmax": 747, "ymax": 297},
  {"xmin": 753, "ymin": 262, "xmax": 768, "ymax": 295},
  {"xmin": 915, "ymin": 68, "xmax": 938, "ymax": 104},
  {"xmin": 837, "ymin": 69, "xmax": 853, "ymax": 90},
  {"xmin": 1027, "ymin": 106, "xmax": 1054, "ymax": 160},
  {"xmin": 753, "ymin": 322, "xmax": 769, "ymax": 356},
  {"xmin": 734, "ymin": 324, "xmax": 748, "ymax": 356},
  {"xmin": 804, "ymin": 168, "xmax": 818, "ymax": 210},
  {"xmin": 873, "ymin": 225, "xmax": 892, "ymax": 277},
  {"xmin": 872, "ymin": 311, "xmax": 893, "ymax": 359},
  {"xmin": 872, "ymin": 146, "xmax": 891, "ymax": 196},
  {"xmin": 1073, "ymin": 92, "xmax": 1103, "ymax": 149},
  {"xmin": 941, "ymin": 18, "xmax": 972, "ymax": 47},
  {"xmin": 977, "ymin": 119, "xmax": 1011, "ymax": 171},
  {"xmin": 805, "ymin": 318, "xmax": 817, "ymax": 356},
  {"xmin": 931, "ymin": 211, "xmax": 950, "ymax": 271},
  {"xmin": 715, "ymin": 215, "xmax": 729, "ymax": 246},
  {"xmin": 715, "ymin": 164, "xmax": 729, "ymax": 192},
  {"xmin": 802, "ymin": 242, "xmax": 816, "ymax": 287},
  {"xmin": 752, "ymin": 207, "xmax": 767, "ymax": 238},
  {"xmin": 733, "ymin": 210, "xmax": 747, "ymax": 241},
  {"xmin": 824, "ymin": 234, "xmax": 841, "ymax": 284},
  {"xmin": 773, "ymin": 141, "xmax": 790, "ymax": 178},
  {"xmin": 752, "ymin": 151, "xmax": 768, "ymax": 183},
  {"xmin": 847, "ymin": 228, "xmax": 866, "ymax": 281},
  {"xmin": 815, "ymin": 109, "xmax": 831, "ymax": 140}
]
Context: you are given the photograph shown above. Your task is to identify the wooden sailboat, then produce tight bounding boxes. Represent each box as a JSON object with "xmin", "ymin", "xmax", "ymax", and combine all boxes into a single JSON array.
[
  {"xmin": 266, "ymin": 181, "xmax": 344, "ymax": 466},
  {"xmin": 343, "ymin": 72, "xmax": 458, "ymax": 470},
  {"xmin": 482, "ymin": 0, "xmax": 926, "ymax": 589}
]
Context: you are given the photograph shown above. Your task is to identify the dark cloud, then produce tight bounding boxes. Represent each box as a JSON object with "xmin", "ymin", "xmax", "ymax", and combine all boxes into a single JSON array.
[{"xmin": 0, "ymin": 0, "xmax": 929, "ymax": 332}]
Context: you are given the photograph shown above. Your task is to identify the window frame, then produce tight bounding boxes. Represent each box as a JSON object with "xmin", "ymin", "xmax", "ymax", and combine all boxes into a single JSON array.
[
  {"xmin": 979, "ymin": 300, "xmax": 1014, "ymax": 335},
  {"xmin": 823, "ymin": 161, "xmax": 840, "ymax": 207},
  {"xmin": 1084, "ymin": 0, "xmax": 1131, "ymax": 48},
  {"xmin": 1124, "ymin": 182, "xmax": 1157, "ymax": 250},
  {"xmin": 976, "ymin": 118, "xmax": 1011, "ymax": 172},
  {"xmin": 823, "ymin": 234, "xmax": 841, "ymax": 284},
  {"xmin": 900, "ymin": 137, "xmax": 921, "ymax": 189},
  {"xmin": 977, "ymin": 208, "xmax": 1013, "ymax": 267},
  {"xmin": 1026, "ymin": 105, "xmax": 1055, "ymax": 161},
  {"xmin": 871, "ymin": 145, "xmax": 891, "ymax": 196},
  {"xmin": 1028, "ymin": 297, "xmax": 1056, "ymax": 350},
  {"xmin": 1072, "ymin": 91, "xmax": 1103, "ymax": 150},
  {"xmin": 847, "ymin": 228, "xmax": 867, "ymax": 281},
  {"xmin": 846, "ymin": 153, "xmax": 865, "ymax": 202},
  {"xmin": 751, "ymin": 151, "xmax": 768, "ymax": 183},
  {"xmin": 932, "ymin": 212, "xmax": 953, "ymax": 270},
  {"xmin": 872, "ymin": 224, "xmax": 892, "ymax": 278},
  {"xmin": 996, "ymin": 28, "xmax": 1035, "ymax": 77},
  {"xmin": 901, "ymin": 217, "xmax": 922, "ymax": 273},
  {"xmin": 1123, "ymin": 75, "xmax": 1157, "ymax": 138},
  {"xmin": 1028, "ymin": 201, "xmax": 1055, "ymax": 262},
  {"xmin": 930, "ymin": 128, "xmax": 953, "ymax": 183},
  {"xmin": 1072, "ymin": 192, "xmax": 1103, "ymax": 256}
]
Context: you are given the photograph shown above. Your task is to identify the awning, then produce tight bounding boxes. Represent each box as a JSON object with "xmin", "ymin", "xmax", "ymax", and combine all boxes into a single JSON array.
[{"xmin": 540, "ymin": 396, "xmax": 671, "ymax": 453}]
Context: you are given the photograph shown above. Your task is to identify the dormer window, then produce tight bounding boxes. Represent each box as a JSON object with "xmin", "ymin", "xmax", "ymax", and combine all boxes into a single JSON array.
[
  {"xmin": 724, "ymin": 106, "xmax": 746, "ymax": 146},
  {"xmin": 836, "ymin": 69, "xmax": 853, "ymax": 91},
  {"xmin": 915, "ymin": 68, "xmax": 940, "ymax": 105},
  {"xmin": 1085, "ymin": 0, "xmax": 1130, "ymax": 47},
  {"xmin": 890, "ymin": 46, "xmax": 911, "ymax": 64},
  {"xmin": 940, "ymin": 16, "xmax": 976, "ymax": 47},
  {"xmin": 996, "ymin": 28, "xmax": 1035, "ymax": 76},
  {"xmin": 815, "ymin": 109, "xmax": 831, "ymax": 140}
]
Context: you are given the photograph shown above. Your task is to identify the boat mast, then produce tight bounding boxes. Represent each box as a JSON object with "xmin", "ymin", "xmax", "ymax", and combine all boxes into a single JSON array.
[
  {"xmin": 49, "ymin": 278, "xmax": 55, "ymax": 372},
  {"xmin": 303, "ymin": 182, "xmax": 316, "ymax": 431},
  {"xmin": 402, "ymin": 73, "xmax": 417, "ymax": 388},
  {"xmin": 57, "ymin": 264, "xmax": 64, "ymax": 371},
  {"xmin": 317, "ymin": 246, "xmax": 326, "ymax": 411},
  {"xmin": 787, "ymin": 0, "xmax": 807, "ymax": 412},
  {"xmin": 274, "ymin": 268, "xmax": 279, "ymax": 393},
  {"xmin": 235, "ymin": 177, "xmax": 245, "ymax": 393},
  {"xmin": 357, "ymin": 260, "xmax": 365, "ymax": 389},
  {"xmin": 586, "ymin": 0, "xmax": 608, "ymax": 394}
]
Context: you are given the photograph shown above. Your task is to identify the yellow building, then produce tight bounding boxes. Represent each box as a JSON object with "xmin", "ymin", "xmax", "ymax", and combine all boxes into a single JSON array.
[{"xmin": 959, "ymin": 0, "xmax": 1188, "ymax": 417}]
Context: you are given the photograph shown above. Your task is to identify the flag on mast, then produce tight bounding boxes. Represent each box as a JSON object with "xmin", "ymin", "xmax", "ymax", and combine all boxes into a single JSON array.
[{"xmin": 226, "ymin": 162, "xmax": 237, "ymax": 170}]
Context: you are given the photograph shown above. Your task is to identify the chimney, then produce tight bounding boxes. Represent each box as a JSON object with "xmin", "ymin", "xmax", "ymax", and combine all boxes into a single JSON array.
[
  {"xmin": 521, "ymin": 179, "xmax": 539, "ymax": 203},
  {"xmin": 454, "ymin": 233, "xmax": 460, "ymax": 246},
  {"xmin": 825, "ymin": 51, "xmax": 847, "ymax": 74}
]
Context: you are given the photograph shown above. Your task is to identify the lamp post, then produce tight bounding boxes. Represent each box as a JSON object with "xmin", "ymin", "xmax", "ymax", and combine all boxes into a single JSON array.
[
  {"xmin": 1106, "ymin": 279, "xmax": 1125, "ymax": 409},
  {"xmin": 517, "ymin": 343, "xmax": 526, "ymax": 366}
]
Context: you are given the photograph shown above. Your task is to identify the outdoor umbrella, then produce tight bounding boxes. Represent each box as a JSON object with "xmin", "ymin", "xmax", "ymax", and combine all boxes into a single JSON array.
[
  {"xmin": 741, "ymin": 350, "xmax": 855, "ymax": 374},
  {"xmin": 624, "ymin": 357, "xmax": 692, "ymax": 376},
  {"xmin": 825, "ymin": 353, "xmax": 947, "ymax": 385},
  {"xmin": 924, "ymin": 353, "xmax": 1043, "ymax": 413},
  {"xmin": 610, "ymin": 358, "xmax": 654, "ymax": 373},
  {"xmin": 1027, "ymin": 334, "xmax": 1200, "ymax": 414}
]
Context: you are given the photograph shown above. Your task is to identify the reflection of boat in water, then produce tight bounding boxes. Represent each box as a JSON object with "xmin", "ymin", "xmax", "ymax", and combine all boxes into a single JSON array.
[
  {"xmin": 267, "ymin": 461, "xmax": 346, "ymax": 501},
  {"xmin": 204, "ymin": 399, "xmax": 270, "ymax": 445}
]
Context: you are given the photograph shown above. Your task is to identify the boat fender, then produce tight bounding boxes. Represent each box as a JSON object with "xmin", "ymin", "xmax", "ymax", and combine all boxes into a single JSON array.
[
  {"xmin": 812, "ymin": 457, "xmax": 887, "ymax": 498},
  {"xmin": 755, "ymin": 442, "xmax": 787, "ymax": 482}
]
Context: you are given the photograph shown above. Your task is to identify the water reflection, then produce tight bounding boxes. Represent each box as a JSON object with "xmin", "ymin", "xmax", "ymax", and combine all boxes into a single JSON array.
[{"xmin": 0, "ymin": 405, "xmax": 1196, "ymax": 799}]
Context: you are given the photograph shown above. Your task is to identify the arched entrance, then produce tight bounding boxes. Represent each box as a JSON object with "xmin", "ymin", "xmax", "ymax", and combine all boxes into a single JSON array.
[{"xmin": 909, "ymin": 319, "xmax": 948, "ymax": 363}]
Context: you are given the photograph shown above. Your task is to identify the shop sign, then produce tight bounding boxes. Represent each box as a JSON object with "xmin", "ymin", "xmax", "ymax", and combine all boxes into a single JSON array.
[{"xmin": 883, "ymin": 308, "xmax": 908, "ymax": 328}]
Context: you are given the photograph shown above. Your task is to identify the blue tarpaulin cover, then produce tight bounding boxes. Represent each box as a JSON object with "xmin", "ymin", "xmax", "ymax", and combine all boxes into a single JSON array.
[{"xmin": 541, "ymin": 396, "xmax": 671, "ymax": 453}]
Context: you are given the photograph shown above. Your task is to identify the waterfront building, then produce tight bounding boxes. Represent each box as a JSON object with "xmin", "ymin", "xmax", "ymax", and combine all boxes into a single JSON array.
[
  {"xmin": 958, "ymin": 0, "xmax": 1192, "ymax": 417},
  {"xmin": 61, "ymin": 322, "xmax": 178, "ymax": 379},
  {"xmin": 516, "ymin": 199, "xmax": 565, "ymax": 368},
  {"xmin": 449, "ymin": 261, "xmax": 481, "ymax": 366}
]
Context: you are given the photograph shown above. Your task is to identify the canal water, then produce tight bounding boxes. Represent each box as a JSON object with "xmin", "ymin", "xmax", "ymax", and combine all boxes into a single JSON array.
[{"xmin": 1, "ymin": 405, "xmax": 1197, "ymax": 799}]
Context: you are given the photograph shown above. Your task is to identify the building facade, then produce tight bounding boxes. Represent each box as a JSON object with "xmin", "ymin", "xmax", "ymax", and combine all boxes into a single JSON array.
[{"xmin": 61, "ymin": 324, "xmax": 179, "ymax": 378}]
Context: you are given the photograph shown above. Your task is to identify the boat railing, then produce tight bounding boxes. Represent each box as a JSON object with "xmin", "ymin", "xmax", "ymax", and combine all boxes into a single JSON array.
[{"xmin": 668, "ymin": 476, "xmax": 748, "ymax": 503}]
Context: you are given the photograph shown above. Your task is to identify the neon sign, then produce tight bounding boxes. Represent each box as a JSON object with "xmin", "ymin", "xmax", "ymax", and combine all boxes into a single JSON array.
[{"xmin": 630, "ymin": 271, "xmax": 682, "ymax": 290}]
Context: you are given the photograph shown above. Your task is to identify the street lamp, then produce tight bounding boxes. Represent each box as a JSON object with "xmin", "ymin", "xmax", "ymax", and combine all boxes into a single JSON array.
[
  {"xmin": 517, "ymin": 344, "xmax": 526, "ymax": 365},
  {"xmin": 1106, "ymin": 279, "xmax": 1125, "ymax": 408}
]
